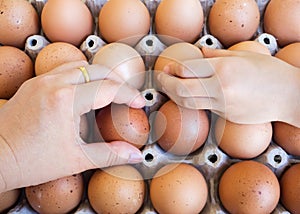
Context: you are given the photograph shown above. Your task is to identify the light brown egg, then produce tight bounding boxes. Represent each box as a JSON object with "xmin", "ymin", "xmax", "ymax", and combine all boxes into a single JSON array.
[
  {"xmin": 219, "ymin": 160, "xmax": 280, "ymax": 214},
  {"xmin": 150, "ymin": 163, "xmax": 208, "ymax": 214},
  {"xmin": 98, "ymin": 0, "xmax": 150, "ymax": 47},
  {"xmin": 96, "ymin": 103, "xmax": 149, "ymax": 149},
  {"xmin": 153, "ymin": 100, "xmax": 209, "ymax": 155},
  {"xmin": 208, "ymin": 0, "xmax": 260, "ymax": 48},
  {"xmin": 0, "ymin": 99, "xmax": 7, "ymax": 108},
  {"xmin": 280, "ymin": 163, "xmax": 300, "ymax": 214},
  {"xmin": 0, "ymin": 0, "xmax": 40, "ymax": 49},
  {"xmin": 25, "ymin": 174, "xmax": 84, "ymax": 214},
  {"xmin": 92, "ymin": 42, "xmax": 146, "ymax": 89},
  {"xmin": 264, "ymin": 0, "xmax": 300, "ymax": 47},
  {"xmin": 228, "ymin": 40, "xmax": 271, "ymax": 55},
  {"xmin": 0, "ymin": 46, "xmax": 34, "ymax": 99},
  {"xmin": 0, "ymin": 189, "xmax": 21, "ymax": 213},
  {"xmin": 88, "ymin": 165, "xmax": 145, "ymax": 214},
  {"xmin": 154, "ymin": 0, "xmax": 204, "ymax": 46},
  {"xmin": 214, "ymin": 117, "xmax": 272, "ymax": 159},
  {"xmin": 41, "ymin": 0, "xmax": 94, "ymax": 47},
  {"xmin": 275, "ymin": 42, "xmax": 300, "ymax": 67},
  {"xmin": 35, "ymin": 42, "xmax": 87, "ymax": 76}
]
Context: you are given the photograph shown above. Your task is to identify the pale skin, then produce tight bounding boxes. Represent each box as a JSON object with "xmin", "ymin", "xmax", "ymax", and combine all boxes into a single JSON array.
[
  {"xmin": 0, "ymin": 60, "xmax": 146, "ymax": 193},
  {"xmin": 157, "ymin": 47, "xmax": 300, "ymax": 128}
]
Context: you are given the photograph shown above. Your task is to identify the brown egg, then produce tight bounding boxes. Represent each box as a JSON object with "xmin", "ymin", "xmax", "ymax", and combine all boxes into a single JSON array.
[
  {"xmin": 214, "ymin": 117, "xmax": 272, "ymax": 159},
  {"xmin": 41, "ymin": 0, "xmax": 94, "ymax": 47},
  {"xmin": 208, "ymin": 0, "xmax": 260, "ymax": 48},
  {"xmin": 228, "ymin": 40, "xmax": 271, "ymax": 55},
  {"xmin": 0, "ymin": 99, "xmax": 7, "ymax": 108},
  {"xmin": 35, "ymin": 42, "xmax": 87, "ymax": 76},
  {"xmin": 0, "ymin": 189, "xmax": 20, "ymax": 213},
  {"xmin": 0, "ymin": 46, "xmax": 34, "ymax": 99},
  {"xmin": 154, "ymin": 42, "xmax": 203, "ymax": 72},
  {"xmin": 0, "ymin": 0, "xmax": 40, "ymax": 49},
  {"xmin": 150, "ymin": 163, "xmax": 208, "ymax": 214},
  {"xmin": 25, "ymin": 174, "xmax": 84, "ymax": 214},
  {"xmin": 275, "ymin": 42, "xmax": 300, "ymax": 67},
  {"xmin": 280, "ymin": 163, "xmax": 300, "ymax": 214},
  {"xmin": 264, "ymin": 0, "xmax": 300, "ymax": 47},
  {"xmin": 98, "ymin": 0, "xmax": 150, "ymax": 46},
  {"xmin": 219, "ymin": 160, "xmax": 280, "ymax": 214},
  {"xmin": 92, "ymin": 42, "xmax": 146, "ymax": 89},
  {"xmin": 154, "ymin": 0, "xmax": 204, "ymax": 45},
  {"xmin": 153, "ymin": 100, "xmax": 209, "ymax": 155},
  {"xmin": 88, "ymin": 165, "xmax": 145, "ymax": 214},
  {"xmin": 96, "ymin": 103, "xmax": 149, "ymax": 149}
]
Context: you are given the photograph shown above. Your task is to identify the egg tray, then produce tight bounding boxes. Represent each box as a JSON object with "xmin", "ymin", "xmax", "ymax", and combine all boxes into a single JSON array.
[{"xmin": 5, "ymin": 0, "xmax": 299, "ymax": 213}]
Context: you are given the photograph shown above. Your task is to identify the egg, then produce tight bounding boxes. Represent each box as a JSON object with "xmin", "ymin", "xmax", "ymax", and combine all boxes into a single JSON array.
[
  {"xmin": 34, "ymin": 42, "xmax": 87, "ymax": 76},
  {"xmin": 0, "ymin": 0, "xmax": 40, "ymax": 49},
  {"xmin": 219, "ymin": 160, "xmax": 280, "ymax": 214},
  {"xmin": 264, "ymin": 0, "xmax": 300, "ymax": 47},
  {"xmin": 96, "ymin": 103, "xmax": 149, "ymax": 149},
  {"xmin": 154, "ymin": 0, "xmax": 204, "ymax": 46},
  {"xmin": 98, "ymin": 0, "xmax": 151, "ymax": 46},
  {"xmin": 153, "ymin": 100, "xmax": 209, "ymax": 155},
  {"xmin": 0, "ymin": 46, "xmax": 34, "ymax": 99},
  {"xmin": 41, "ymin": 0, "xmax": 94, "ymax": 47},
  {"xmin": 208, "ymin": 0, "xmax": 260, "ymax": 48},
  {"xmin": 275, "ymin": 42, "xmax": 300, "ymax": 67},
  {"xmin": 228, "ymin": 40, "xmax": 271, "ymax": 55},
  {"xmin": 0, "ymin": 99, "xmax": 7, "ymax": 108},
  {"xmin": 88, "ymin": 165, "xmax": 145, "ymax": 214},
  {"xmin": 280, "ymin": 163, "xmax": 300, "ymax": 213},
  {"xmin": 92, "ymin": 42, "xmax": 146, "ymax": 89},
  {"xmin": 25, "ymin": 174, "xmax": 84, "ymax": 214},
  {"xmin": 0, "ymin": 189, "xmax": 21, "ymax": 213},
  {"xmin": 150, "ymin": 163, "xmax": 208, "ymax": 214},
  {"xmin": 214, "ymin": 117, "xmax": 272, "ymax": 159}
]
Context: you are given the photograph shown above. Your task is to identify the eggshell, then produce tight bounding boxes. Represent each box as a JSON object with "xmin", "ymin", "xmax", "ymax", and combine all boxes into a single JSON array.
[
  {"xmin": 214, "ymin": 117, "xmax": 272, "ymax": 159},
  {"xmin": 275, "ymin": 42, "xmax": 300, "ymax": 67},
  {"xmin": 154, "ymin": 0, "xmax": 204, "ymax": 45},
  {"xmin": 264, "ymin": 0, "xmax": 300, "ymax": 47},
  {"xmin": 150, "ymin": 163, "xmax": 208, "ymax": 214},
  {"xmin": 228, "ymin": 40, "xmax": 271, "ymax": 55},
  {"xmin": 96, "ymin": 103, "xmax": 149, "ymax": 149},
  {"xmin": 208, "ymin": 0, "xmax": 260, "ymax": 47},
  {"xmin": 25, "ymin": 174, "xmax": 84, "ymax": 214},
  {"xmin": 0, "ymin": 189, "xmax": 20, "ymax": 213},
  {"xmin": 34, "ymin": 42, "xmax": 87, "ymax": 76},
  {"xmin": 280, "ymin": 163, "xmax": 300, "ymax": 214},
  {"xmin": 153, "ymin": 100, "xmax": 209, "ymax": 155},
  {"xmin": 0, "ymin": 46, "xmax": 34, "ymax": 99},
  {"xmin": 92, "ymin": 42, "xmax": 146, "ymax": 89},
  {"xmin": 41, "ymin": 0, "xmax": 94, "ymax": 47},
  {"xmin": 219, "ymin": 160, "xmax": 280, "ymax": 214},
  {"xmin": 98, "ymin": 0, "xmax": 150, "ymax": 46},
  {"xmin": 88, "ymin": 165, "xmax": 145, "ymax": 214},
  {"xmin": 0, "ymin": 0, "xmax": 40, "ymax": 49}
]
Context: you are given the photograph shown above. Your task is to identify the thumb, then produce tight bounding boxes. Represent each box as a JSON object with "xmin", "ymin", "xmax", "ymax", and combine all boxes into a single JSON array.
[{"xmin": 79, "ymin": 141, "xmax": 143, "ymax": 169}]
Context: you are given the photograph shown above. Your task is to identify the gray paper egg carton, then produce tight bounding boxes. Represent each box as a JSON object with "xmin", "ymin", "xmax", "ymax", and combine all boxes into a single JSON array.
[{"xmin": 8, "ymin": 0, "xmax": 298, "ymax": 213}]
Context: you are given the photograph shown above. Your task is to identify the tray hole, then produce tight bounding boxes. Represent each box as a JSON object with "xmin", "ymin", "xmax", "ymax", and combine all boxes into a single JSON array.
[
  {"xmin": 30, "ymin": 39, "xmax": 37, "ymax": 47},
  {"xmin": 88, "ymin": 40, "xmax": 95, "ymax": 48},
  {"xmin": 205, "ymin": 38, "xmax": 213, "ymax": 46},
  {"xmin": 146, "ymin": 39, "xmax": 153, "ymax": 47},
  {"xmin": 263, "ymin": 37, "xmax": 270, "ymax": 45},
  {"xmin": 145, "ymin": 153, "xmax": 154, "ymax": 162},
  {"xmin": 208, "ymin": 154, "xmax": 218, "ymax": 163},
  {"xmin": 274, "ymin": 154, "xmax": 282, "ymax": 164},
  {"xmin": 144, "ymin": 92, "xmax": 154, "ymax": 101}
]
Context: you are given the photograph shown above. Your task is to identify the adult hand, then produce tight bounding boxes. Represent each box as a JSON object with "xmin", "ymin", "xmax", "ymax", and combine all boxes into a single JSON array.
[
  {"xmin": 157, "ymin": 47, "xmax": 300, "ymax": 127},
  {"xmin": 0, "ymin": 60, "xmax": 146, "ymax": 193}
]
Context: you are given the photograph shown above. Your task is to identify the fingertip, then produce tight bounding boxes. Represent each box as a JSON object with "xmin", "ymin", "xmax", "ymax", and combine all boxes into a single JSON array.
[{"xmin": 130, "ymin": 94, "xmax": 146, "ymax": 109}]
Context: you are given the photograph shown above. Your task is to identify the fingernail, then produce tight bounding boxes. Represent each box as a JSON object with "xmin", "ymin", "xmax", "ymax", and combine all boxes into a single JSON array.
[
  {"xmin": 131, "ymin": 95, "xmax": 146, "ymax": 108},
  {"xmin": 163, "ymin": 65, "xmax": 170, "ymax": 73},
  {"xmin": 128, "ymin": 152, "xmax": 143, "ymax": 163}
]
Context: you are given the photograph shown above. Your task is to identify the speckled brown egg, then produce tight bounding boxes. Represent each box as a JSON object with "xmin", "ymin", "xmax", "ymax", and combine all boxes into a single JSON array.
[
  {"xmin": 280, "ymin": 163, "xmax": 300, "ymax": 214},
  {"xmin": 0, "ymin": 189, "xmax": 21, "ymax": 213},
  {"xmin": 264, "ymin": 0, "xmax": 300, "ymax": 47},
  {"xmin": 0, "ymin": 0, "xmax": 40, "ymax": 49},
  {"xmin": 219, "ymin": 160, "xmax": 280, "ymax": 214},
  {"xmin": 35, "ymin": 42, "xmax": 87, "ymax": 76},
  {"xmin": 25, "ymin": 174, "xmax": 84, "ymax": 214},
  {"xmin": 275, "ymin": 42, "xmax": 300, "ymax": 68},
  {"xmin": 208, "ymin": 0, "xmax": 260, "ymax": 48},
  {"xmin": 88, "ymin": 165, "xmax": 145, "ymax": 214},
  {"xmin": 0, "ymin": 46, "xmax": 34, "ymax": 99},
  {"xmin": 153, "ymin": 100, "xmax": 209, "ymax": 155},
  {"xmin": 154, "ymin": 0, "xmax": 204, "ymax": 45},
  {"xmin": 150, "ymin": 163, "xmax": 208, "ymax": 214},
  {"xmin": 96, "ymin": 103, "xmax": 149, "ymax": 149}
]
